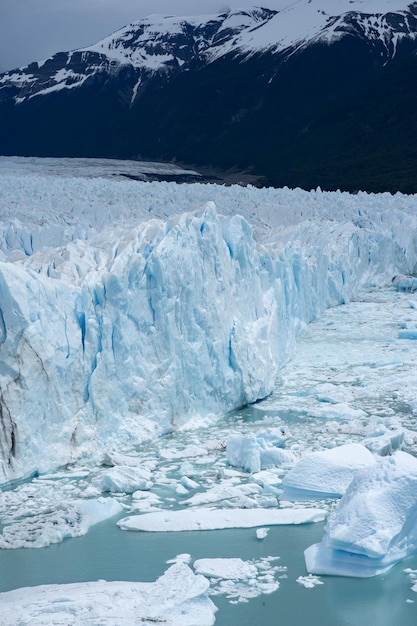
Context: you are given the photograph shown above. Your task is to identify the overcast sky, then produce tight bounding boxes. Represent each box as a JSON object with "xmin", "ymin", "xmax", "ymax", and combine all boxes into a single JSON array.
[{"xmin": 0, "ymin": 1, "xmax": 284, "ymax": 71}]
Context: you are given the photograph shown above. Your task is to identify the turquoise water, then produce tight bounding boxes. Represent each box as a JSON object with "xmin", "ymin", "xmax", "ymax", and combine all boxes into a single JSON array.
[{"xmin": 1, "ymin": 514, "xmax": 416, "ymax": 625}]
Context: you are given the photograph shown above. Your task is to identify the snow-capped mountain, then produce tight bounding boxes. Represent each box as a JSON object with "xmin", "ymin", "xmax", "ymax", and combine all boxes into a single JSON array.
[
  {"xmin": 2, "ymin": 2, "xmax": 416, "ymax": 103},
  {"xmin": 1, "ymin": 1, "xmax": 417, "ymax": 191}
]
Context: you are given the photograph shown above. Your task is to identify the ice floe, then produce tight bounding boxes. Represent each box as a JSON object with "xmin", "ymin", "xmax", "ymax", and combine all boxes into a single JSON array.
[
  {"xmin": 296, "ymin": 574, "xmax": 324, "ymax": 589},
  {"xmin": 0, "ymin": 562, "xmax": 217, "ymax": 625},
  {"xmin": 305, "ymin": 451, "xmax": 417, "ymax": 577},
  {"xmin": 404, "ymin": 568, "xmax": 417, "ymax": 594},
  {"xmin": 0, "ymin": 498, "xmax": 122, "ymax": 549},
  {"xmin": 256, "ymin": 527, "xmax": 270, "ymax": 539},
  {"xmin": 193, "ymin": 556, "xmax": 285, "ymax": 603},
  {"xmin": 87, "ymin": 465, "xmax": 153, "ymax": 494},
  {"xmin": 226, "ymin": 432, "xmax": 296, "ymax": 473},
  {"xmin": 117, "ymin": 507, "xmax": 327, "ymax": 532}
]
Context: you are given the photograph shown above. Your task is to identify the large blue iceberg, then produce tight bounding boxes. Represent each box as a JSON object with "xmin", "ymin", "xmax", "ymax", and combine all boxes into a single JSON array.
[{"xmin": 305, "ymin": 451, "xmax": 417, "ymax": 577}]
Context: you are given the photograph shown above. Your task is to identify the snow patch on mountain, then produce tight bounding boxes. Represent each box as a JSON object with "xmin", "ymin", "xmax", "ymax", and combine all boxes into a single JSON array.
[{"xmin": 2, "ymin": 2, "xmax": 417, "ymax": 102}]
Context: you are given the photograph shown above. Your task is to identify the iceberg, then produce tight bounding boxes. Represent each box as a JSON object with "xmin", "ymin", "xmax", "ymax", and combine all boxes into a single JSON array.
[
  {"xmin": 226, "ymin": 433, "xmax": 296, "ymax": 473},
  {"xmin": 0, "ymin": 562, "xmax": 217, "ymax": 625},
  {"xmin": 305, "ymin": 451, "xmax": 417, "ymax": 577},
  {"xmin": 282, "ymin": 443, "xmax": 376, "ymax": 499},
  {"xmin": 1, "ymin": 159, "xmax": 417, "ymax": 484},
  {"xmin": 363, "ymin": 426, "xmax": 404, "ymax": 456},
  {"xmin": 88, "ymin": 465, "xmax": 153, "ymax": 494}
]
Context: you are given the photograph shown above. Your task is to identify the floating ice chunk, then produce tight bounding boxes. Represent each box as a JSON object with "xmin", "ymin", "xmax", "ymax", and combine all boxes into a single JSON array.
[
  {"xmin": 0, "ymin": 562, "xmax": 217, "ymax": 626},
  {"xmin": 256, "ymin": 527, "xmax": 269, "ymax": 540},
  {"xmin": 160, "ymin": 445, "xmax": 209, "ymax": 460},
  {"xmin": 181, "ymin": 476, "xmax": 199, "ymax": 490},
  {"xmin": 392, "ymin": 275, "xmax": 417, "ymax": 292},
  {"xmin": 130, "ymin": 491, "xmax": 162, "ymax": 513},
  {"xmin": 101, "ymin": 450, "xmax": 146, "ymax": 467},
  {"xmin": 308, "ymin": 403, "xmax": 367, "ymax": 420},
  {"xmin": 257, "ymin": 427, "xmax": 290, "ymax": 447},
  {"xmin": 194, "ymin": 557, "xmax": 258, "ymax": 580},
  {"xmin": 166, "ymin": 553, "xmax": 192, "ymax": 564},
  {"xmin": 193, "ymin": 556, "xmax": 284, "ymax": 602},
  {"xmin": 226, "ymin": 435, "xmax": 296, "ymax": 473},
  {"xmin": 89, "ymin": 466, "xmax": 153, "ymax": 493},
  {"xmin": 305, "ymin": 451, "xmax": 417, "ymax": 577},
  {"xmin": 282, "ymin": 443, "xmax": 376, "ymax": 499},
  {"xmin": 117, "ymin": 507, "xmax": 327, "ymax": 532},
  {"xmin": 0, "ymin": 498, "xmax": 122, "ymax": 549},
  {"xmin": 182, "ymin": 480, "xmax": 262, "ymax": 507},
  {"xmin": 227, "ymin": 436, "xmax": 261, "ymax": 473},
  {"xmin": 179, "ymin": 461, "xmax": 199, "ymax": 477},
  {"xmin": 404, "ymin": 568, "xmax": 417, "ymax": 594},
  {"xmin": 313, "ymin": 383, "xmax": 356, "ymax": 404},
  {"xmin": 296, "ymin": 574, "xmax": 324, "ymax": 588},
  {"xmin": 363, "ymin": 426, "xmax": 404, "ymax": 456},
  {"xmin": 250, "ymin": 470, "xmax": 283, "ymax": 487}
]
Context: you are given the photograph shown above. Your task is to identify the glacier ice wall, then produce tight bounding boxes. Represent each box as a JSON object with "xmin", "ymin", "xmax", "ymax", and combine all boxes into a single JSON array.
[{"xmin": 0, "ymin": 163, "xmax": 417, "ymax": 484}]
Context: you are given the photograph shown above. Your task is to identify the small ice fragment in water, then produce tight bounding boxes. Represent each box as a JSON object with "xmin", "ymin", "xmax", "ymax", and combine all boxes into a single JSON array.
[{"xmin": 296, "ymin": 575, "xmax": 324, "ymax": 589}]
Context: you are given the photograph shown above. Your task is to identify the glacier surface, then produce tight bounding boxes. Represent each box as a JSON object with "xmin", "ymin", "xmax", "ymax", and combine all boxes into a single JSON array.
[{"xmin": 1, "ymin": 156, "xmax": 417, "ymax": 485}]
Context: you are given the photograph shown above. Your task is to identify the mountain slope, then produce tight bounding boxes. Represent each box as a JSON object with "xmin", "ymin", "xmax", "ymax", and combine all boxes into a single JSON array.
[{"xmin": 1, "ymin": 2, "xmax": 417, "ymax": 192}]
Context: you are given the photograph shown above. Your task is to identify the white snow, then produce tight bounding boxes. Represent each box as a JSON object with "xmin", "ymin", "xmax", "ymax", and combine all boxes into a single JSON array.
[
  {"xmin": 75, "ymin": 1, "xmax": 417, "ymax": 69},
  {"xmin": 117, "ymin": 507, "xmax": 327, "ymax": 532},
  {"xmin": 282, "ymin": 443, "xmax": 377, "ymax": 498},
  {"xmin": 0, "ymin": 562, "xmax": 217, "ymax": 626},
  {"xmin": 129, "ymin": 2, "xmax": 417, "ymax": 64},
  {"xmin": 305, "ymin": 451, "xmax": 417, "ymax": 577}
]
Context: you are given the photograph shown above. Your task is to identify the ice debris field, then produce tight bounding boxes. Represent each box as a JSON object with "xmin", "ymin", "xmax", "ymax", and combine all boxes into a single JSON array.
[{"xmin": 1, "ymin": 156, "xmax": 417, "ymax": 623}]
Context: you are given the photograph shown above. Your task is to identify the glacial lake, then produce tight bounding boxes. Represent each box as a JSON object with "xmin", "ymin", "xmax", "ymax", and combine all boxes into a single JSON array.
[{"xmin": 0, "ymin": 515, "xmax": 416, "ymax": 625}]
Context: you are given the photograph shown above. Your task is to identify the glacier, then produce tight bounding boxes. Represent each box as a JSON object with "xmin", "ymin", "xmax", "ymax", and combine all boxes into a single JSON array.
[{"xmin": 1, "ymin": 156, "xmax": 417, "ymax": 487}]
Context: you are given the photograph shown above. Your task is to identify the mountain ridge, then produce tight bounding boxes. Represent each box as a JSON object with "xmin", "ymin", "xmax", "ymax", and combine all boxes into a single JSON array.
[{"xmin": 1, "ymin": 2, "xmax": 417, "ymax": 192}]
